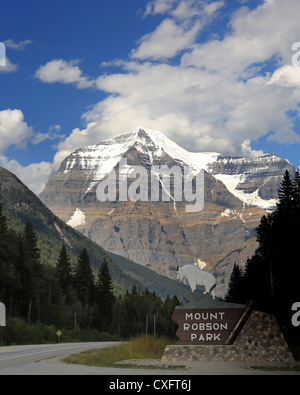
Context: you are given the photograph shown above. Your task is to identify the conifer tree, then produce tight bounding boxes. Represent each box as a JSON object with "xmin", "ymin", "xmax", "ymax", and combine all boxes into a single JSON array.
[
  {"xmin": 292, "ymin": 170, "xmax": 300, "ymax": 211},
  {"xmin": 225, "ymin": 263, "xmax": 243, "ymax": 303},
  {"xmin": 23, "ymin": 222, "xmax": 42, "ymax": 322},
  {"xmin": 56, "ymin": 244, "xmax": 72, "ymax": 290},
  {"xmin": 56, "ymin": 244, "xmax": 75, "ymax": 304},
  {"xmin": 74, "ymin": 248, "xmax": 95, "ymax": 307},
  {"xmin": 96, "ymin": 259, "xmax": 116, "ymax": 331},
  {"xmin": 226, "ymin": 170, "xmax": 300, "ymax": 336},
  {"xmin": 277, "ymin": 169, "xmax": 294, "ymax": 212}
]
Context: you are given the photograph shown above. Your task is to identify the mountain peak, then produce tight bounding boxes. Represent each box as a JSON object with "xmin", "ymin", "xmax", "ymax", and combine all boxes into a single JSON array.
[{"xmin": 100, "ymin": 127, "xmax": 178, "ymax": 152}]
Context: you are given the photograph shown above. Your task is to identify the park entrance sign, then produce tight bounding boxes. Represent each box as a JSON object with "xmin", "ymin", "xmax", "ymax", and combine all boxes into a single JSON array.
[
  {"xmin": 173, "ymin": 265, "xmax": 254, "ymax": 345},
  {"xmin": 172, "ymin": 302, "xmax": 254, "ymax": 345},
  {"xmin": 165, "ymin": 267, "xmax": 295, "ymax": 362}
]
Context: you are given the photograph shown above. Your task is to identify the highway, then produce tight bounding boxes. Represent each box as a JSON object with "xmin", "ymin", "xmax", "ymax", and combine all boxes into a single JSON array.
[
  {"xmin": 0, "ymin": 342, "xmax": 197, "ymax": 375},
  {"xmin": 0, "ymin": 342, "xmax": 298, "ymax": 375},
  {"xmin": 0, "ymin": 342, "xmax": 124, "ymax": 375}
]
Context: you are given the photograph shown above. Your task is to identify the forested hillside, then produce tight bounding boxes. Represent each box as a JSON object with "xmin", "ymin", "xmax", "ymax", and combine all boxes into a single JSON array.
[
  {"xmin": 0, "ymin": 166, "xmax": 189, "ymax": 299},
  {"xmin": 0, "ymin": 166, "xmax": 188, "ymax": 344}
]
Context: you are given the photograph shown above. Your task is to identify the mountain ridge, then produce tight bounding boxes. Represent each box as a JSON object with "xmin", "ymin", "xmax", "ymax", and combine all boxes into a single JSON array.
[{"xmin": 38, "ymin": 128, "xmax": 295, "ymax": 297}]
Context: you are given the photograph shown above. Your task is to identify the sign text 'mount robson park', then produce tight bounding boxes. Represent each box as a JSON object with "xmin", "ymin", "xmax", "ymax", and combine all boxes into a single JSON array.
[{"xmin": 172, "ymin": 305, "xmax": 253, "ymax": 345}]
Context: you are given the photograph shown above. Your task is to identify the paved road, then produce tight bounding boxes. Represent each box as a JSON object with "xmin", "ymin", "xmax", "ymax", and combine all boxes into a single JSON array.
[{"xmin": 0, "ymin": 342, "xmax": 298, "ymax": 375}]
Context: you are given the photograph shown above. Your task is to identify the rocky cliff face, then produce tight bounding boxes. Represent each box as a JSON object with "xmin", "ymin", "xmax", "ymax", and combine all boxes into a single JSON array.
[{"xmin": 39, "ymin": 128, "xmax": 295, "ymax": 297}]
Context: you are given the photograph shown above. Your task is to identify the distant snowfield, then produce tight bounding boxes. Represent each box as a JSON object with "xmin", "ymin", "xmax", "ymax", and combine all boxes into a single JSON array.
[
  {"xmin": 214, "ymin": 173, "xmax": 277, "ymax": 210},
  {"xmin": 67, "ymin": 208, "xmax": 86, "ymax": 228}
]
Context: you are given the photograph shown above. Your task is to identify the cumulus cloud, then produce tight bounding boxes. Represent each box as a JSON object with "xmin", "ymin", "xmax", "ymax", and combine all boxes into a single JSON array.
[
  {"xmin": 0, "ymin": 57, "xmax": 18, "ymax": 73},
  {"xmin": 0, "ymin": 109, "xmax": 58, "ymax": 194},
  {"xmin": 0, "ymin": 154, "xmax": 54, "ymax": 195},
  {"xmin": 36, "ymin": 0, "xmax": 300, "ymax": 168},
  {"xmin": 132, "ymin": 18, "xmax": 201, "ymax": 60},
  {"xmin": 35, "ymin": 59, "xmax": 95, "ymax": 89},
  {"xmin": 0, "ymin": 109, "xmax": 34, "ymax": 151}
]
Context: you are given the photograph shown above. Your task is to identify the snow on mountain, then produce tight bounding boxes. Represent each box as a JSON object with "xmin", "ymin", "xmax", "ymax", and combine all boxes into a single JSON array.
[
  {"xmin": 67, "ymin": 208, "xmax": 86, "ymax": 228},
  {"xmin": 214, "ymin": 173, "xmax": 277, "ymax": 210},
  {"xmin": 61, "ymin": 127, "xmax": 291, "ymax": 210},
  {"xmin": 64, "ymin": 127, "xmax": 220, "ymax": 176},
  {"xmin": 39, "ymin": 128, "xmax": 295, "ymax": 296}
]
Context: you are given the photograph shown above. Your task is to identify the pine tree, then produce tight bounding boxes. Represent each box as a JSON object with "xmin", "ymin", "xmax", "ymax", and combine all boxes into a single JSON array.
[
  {"xmin": 23, "ymin": 222, "xmax": 41, "ymax": 271},
  {"xmin": 277, "ymin": 169, "xmax": 294, "ymax": 212},
  {"xmin": 225, "ymin": 263, "xmax": 244, "ymax": 303},
  {"xmin": 292, "ymin": 170, "xmax": 300, "ymax": 211},
  {"xmin": 227, "ymin": 170, "xmax": 300, "ymax": 337},
  {"xmin": 56, "ymin": 244, "xmax": 75, "ymax": 304},
  {"xmin": 73, "ymin": 248, "xmax": 95, "ymax": 307},
  {"xmin": 56, "ymin": 244, "xmax": 72, "ymax": 290},
  {"xmin": 96, "ymin": 259, "xmax": 116, "ymax": 331},
  {"xmin": 23, "ymin": 222, "xmax": 42, "ymax": 323}
]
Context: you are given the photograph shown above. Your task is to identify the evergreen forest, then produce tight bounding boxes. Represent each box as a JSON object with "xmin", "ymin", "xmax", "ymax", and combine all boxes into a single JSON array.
[
  {"xmin": 0, "ymin": 208, "xmax": 179, "ymax": 344},
  {"xmin": 226, "ymin": 170, "xmax": 300, "ymax": 358}
]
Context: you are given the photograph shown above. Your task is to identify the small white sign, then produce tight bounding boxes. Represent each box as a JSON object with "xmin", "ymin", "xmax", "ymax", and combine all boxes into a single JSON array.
[{"xmin": 0, "ymin": 302, "xmax": 6, "ymax": 326}]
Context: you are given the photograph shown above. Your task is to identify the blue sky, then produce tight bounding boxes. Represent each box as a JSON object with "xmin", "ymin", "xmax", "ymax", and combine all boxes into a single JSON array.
[{"xmin": 0, "ymin": 0, "xmax": 300, "ymax": 194}]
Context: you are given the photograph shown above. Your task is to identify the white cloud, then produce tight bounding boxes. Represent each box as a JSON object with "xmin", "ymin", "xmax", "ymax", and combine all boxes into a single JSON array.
[
  {"xmin": 136, "ymin": 1, "xmax": 225, "ymax": 60},
  {"xmin": 88, "ymin": 0, "xmax": 300, "ymax": 156},
  {"xmin": 132, "ymin": 18, "xmax": 201, "ymax": 60},
  {"xmin": 35, "ymin": 0, "xmax": 300, "ymax": 173},
  {"xmin": 0, "ymin": 155, "xmax": 54, "ymax": 195},
  {"xmin": 0, "ymin": 110, "xmax": 59, "ymax": 194},
  {"xmin": 4, "ymin": 0, "xmax": 300, "ymax": 195},
  {"xmin": 3, "ymin": 39, "xmax": 32, "ymax": 50},
  {"xmin": 31, "ymin": 125, "xmax": 63, "ymax": 145},
  {"xmin": 0, "ymin": 109, "xmax": 34, "ymax": 151},
  {"xmin": 268, "ymin": 65, "xmax": 300, "ymax": 86},
  {"xmin": 144, "ymin": 0, "xmax": 224, "ymax": 19},
  {"xmin": 143, "ymin": 0, "xmax": 178, "ymax": 17},
  {"xmin": 0, "ymin": 57, "xmax": 18, "ymax": 73},
  {"xmin": 35, "ymin": 59, "xmax": 95, "ymax": 89},
  {"xmin": 0, "ymin": 39, "xmax": 32, "ymax": 72}
]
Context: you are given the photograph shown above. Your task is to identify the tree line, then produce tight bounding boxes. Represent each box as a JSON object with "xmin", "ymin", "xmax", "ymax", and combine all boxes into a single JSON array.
[
  {"xmin": 226, "ymin": 170, "xmax": 300, "ymax": 347},
  {"xmin": 0, "ymin": 205, "xmax": 179, "ymax": 340}
]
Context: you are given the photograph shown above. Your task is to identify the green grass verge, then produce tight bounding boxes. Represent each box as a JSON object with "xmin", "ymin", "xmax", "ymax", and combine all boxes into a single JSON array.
[{"xmin": 63, "ymin": 335, "xmax": 176, "ymax": 369}]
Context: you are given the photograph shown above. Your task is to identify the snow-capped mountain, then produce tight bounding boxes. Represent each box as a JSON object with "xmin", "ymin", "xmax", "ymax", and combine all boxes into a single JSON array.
[{"xmin": 39, "ymin": 128, "xmax": 295, "ymax": 297}]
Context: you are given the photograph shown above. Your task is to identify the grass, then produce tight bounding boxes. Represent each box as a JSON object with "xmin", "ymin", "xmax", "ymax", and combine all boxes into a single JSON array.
[{"xmin": 63, "ymin": 335, "xmax": 177, "ymax": 369}]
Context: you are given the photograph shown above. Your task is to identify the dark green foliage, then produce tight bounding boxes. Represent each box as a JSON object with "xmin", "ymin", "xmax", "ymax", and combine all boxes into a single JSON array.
[
  {"xmin": 225, "ymin": 263, "xmax": 244, "ymax": 303},
  {"xmin": 226, "ymin": 170, "xmax": 300, "ymax": 356},
  {"xmin": 56, "ymin": 245, "xmax": 72, "ymax": 290},
  {"xmin": 73, "ymin": 248, "xmax": 95, "ymax": 307},
  {"xmin": 110, "ymin": 289, "xmax": 180, "ymax": 339},
  {"xmin": 56, "ymin": 244, "xmax": 76, "ymax": 304},
  {"xmin": 96, "ymin": 259, "xmax": 116, "ymax": 331},
  {"xmin": 0, "ymin": 166, "xmax": 186, "ymax": 343},
  {"xmin": 0, "ymin": 166, "xmax": 188, "ymax": 300}
]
